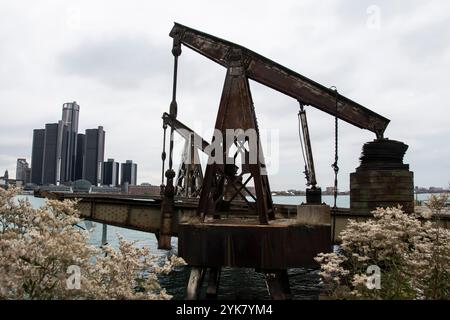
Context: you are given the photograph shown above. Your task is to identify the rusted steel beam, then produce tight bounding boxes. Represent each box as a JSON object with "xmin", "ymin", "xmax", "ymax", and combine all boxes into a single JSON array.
[{"xmin": 170, "ymin": 23, "xmax": 390, "ymax": 137}]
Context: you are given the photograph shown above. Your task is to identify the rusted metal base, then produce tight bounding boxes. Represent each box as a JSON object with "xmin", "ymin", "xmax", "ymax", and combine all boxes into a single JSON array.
[{"xmin": 179, "ymin": 218, "xmax": 331, "ymax": 269}]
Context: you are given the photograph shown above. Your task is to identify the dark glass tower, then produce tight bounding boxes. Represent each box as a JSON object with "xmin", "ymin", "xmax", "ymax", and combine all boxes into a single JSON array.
[
  {"xmin": 61, "ymin": 102, "xmax": 80, "ymax": 182},
  {"xmin": 103, "ymin": 158, "xmax": 119, "ymax": 186},
  {"xmin": 42, "ymin": 122, "xmax": 65, "ymax": 185},
  {"xmin": 75, "ymin": 133, "xmax": 85, "ymax": 181},
  {"xmin": 121, "ymin": 160, "xmax": 137, "ymax": 185},
  {"xmin": 83, "ymin": 127, "xmax": 105, "ymax": 185},
  {"xmin": 31, "ymin": 129, "xmax": 45, "ymax": 185}
]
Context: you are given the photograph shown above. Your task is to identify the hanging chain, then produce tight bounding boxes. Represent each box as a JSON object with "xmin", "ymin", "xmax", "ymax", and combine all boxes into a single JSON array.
[
  {"xmin": 330, "ymin": 86, "xmax": 339, "ymax": 245},
  {"xmin": 160, "ymin": 123, "xmax": 167, "ymax": 187},
  {"xmin": 161, "ymin": 32, "xmax": 182, "ymax": 197},
  {"xmin": 168, "ymin": 35, "xmax": 181, "ymax": 172},
  {"xmin": 330, "ymin": 87, "xmax": 339, "ymax": 209}
]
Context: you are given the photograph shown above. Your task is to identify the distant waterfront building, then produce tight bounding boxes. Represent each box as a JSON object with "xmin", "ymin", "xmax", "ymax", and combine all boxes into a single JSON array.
[
  {"xmin": 103, "ymin": 158, "xmax": 119, "ymax": 186},
  {"xmin": 121, "ymin": 160, "xmax": 137, "ymax": 186},
  {"xmin": 61, "ymin": 102, "xmax": 80, "ymax": 182},
  {"xmin": 16, "ymin": 158, "xmax": 29, "ymax": 183},
  {"xmin": 0, "ymin": 170, "xmax": 9, "ymax": 188},
  {"xmin": 325, "ymin": 186, "xmax": 338, "ymax": 194},
  {"xmin": 31, "ymin": 129, "xmax": 45, "ymax": 185},
  {"xmin": 25, "ymin": 168, "xmax": 31, "ymax": 184},
  {"xmin": 83, "ymin": 127, "xmax": 105, "ymax": 186}
]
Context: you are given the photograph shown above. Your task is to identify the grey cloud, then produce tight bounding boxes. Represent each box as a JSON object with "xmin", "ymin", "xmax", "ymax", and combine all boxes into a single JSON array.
[
  {"xmin": 336, "ymin": 0, "xmax": 423, "ymax": 23},
  {"xmin": 399, "ymin": 17, "xmax": 450, "ymax": 62},
  {"xmin": 58, "ymin": 35, "xmax": 171, "ymax": 89}
]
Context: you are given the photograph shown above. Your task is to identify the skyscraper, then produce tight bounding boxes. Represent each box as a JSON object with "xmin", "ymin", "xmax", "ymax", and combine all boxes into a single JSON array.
[
  {"xmin": 83, "ymin": 127, "xmax": 105, "ymax": 185},
  {"xmin": 42, "ymin": 122, "xmax": 65, "ymax": 185},
  {"xmin": 103, "ymin": 158, "xmax": 119, "ymax": 186},
  {"xmin": 16, "ymin": 158, "xmax": 29, "ymax": 182},
  {"xmin": 61, "ymin": 102, "xmax": 79, "ymax": 182},
  {"xmin": 121, "ymin": 160, "xmax": 137, "ymax": 185},
  {"xmin": 75, "ymin": 133, "xmax": 85, "ymax": 181},
  {"xmin": 31, "ymin": 129, "xmax": 45, "ymax": 185}
]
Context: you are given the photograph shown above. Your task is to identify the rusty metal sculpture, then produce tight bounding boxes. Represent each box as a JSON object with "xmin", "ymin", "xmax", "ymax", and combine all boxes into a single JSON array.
[{"xmin": 161, "ymin": 23, "xmax": 390, "ymax": 299}]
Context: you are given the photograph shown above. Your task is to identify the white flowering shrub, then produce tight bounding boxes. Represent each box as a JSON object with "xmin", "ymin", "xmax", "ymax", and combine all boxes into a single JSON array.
[
  {"xmin": 0, "ymin": 187, "xmax": 185, "ymax": 300},
  {"xmin": 316, "ymin": 205, "xmax": 450, "ymax": 300}
]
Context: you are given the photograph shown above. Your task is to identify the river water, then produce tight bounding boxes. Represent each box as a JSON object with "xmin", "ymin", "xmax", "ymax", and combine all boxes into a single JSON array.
[{"xmin": 16, "ymin": 193, "xmax": 433, "ymax": 299}]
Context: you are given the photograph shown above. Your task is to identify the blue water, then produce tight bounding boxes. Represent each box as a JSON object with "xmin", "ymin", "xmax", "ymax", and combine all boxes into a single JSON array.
[{"xmin": 15, "ymin": 193, "xmax": 435, "ymax": 299}]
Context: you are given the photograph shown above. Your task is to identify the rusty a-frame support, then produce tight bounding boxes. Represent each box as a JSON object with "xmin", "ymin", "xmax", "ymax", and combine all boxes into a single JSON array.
[{"xmin": 197, "ymin": 50, "xmax": 274, "ymax": 224}]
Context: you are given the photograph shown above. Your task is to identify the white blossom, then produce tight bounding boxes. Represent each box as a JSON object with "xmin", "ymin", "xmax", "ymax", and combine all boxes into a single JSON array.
[
  {"xmin": 315, "ymin": 205, "xmax": 450, "ymax": 300},
  {"xmin": 0, "ymin": 187, "xmax": 186, "ymax": 300}
]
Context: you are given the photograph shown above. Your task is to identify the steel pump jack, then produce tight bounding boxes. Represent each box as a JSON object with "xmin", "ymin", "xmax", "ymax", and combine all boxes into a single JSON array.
[
  {"xmin": 160, "ymin": 23, "xmax": 390, "ymax": 298},
  {"xmin": 165, "ymin": 22, "xmax": 389, "ymax": 215}
]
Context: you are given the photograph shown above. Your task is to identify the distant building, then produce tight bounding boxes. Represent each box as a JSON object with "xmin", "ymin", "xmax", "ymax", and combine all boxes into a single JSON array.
[
  {"xmin": 83, "ymin": 127, "xmax": 105, "ymax": 185},
  {"xmin": 60, "ymin": 102, "xmax": 80, "ymax": 182},
  {"xmin": 25, "ymin": 168, "xmax": 31, "ymax": 185},
  {"xmin": 16, "ymin": 158, "xmax": 30, "ymax": 183},
  {"xmin": 0, "ymin": 170, "xmax": 9, "ymax": 189},
  {"xmin": 121, "ymin": 160, "xmax": 137, "ymax": 185},
  {"xmin": 325, "ymin": 186, "xmax": 338, "ymax": 194},
  {"xmin": 0, "ymin": 171, "xmax": 23, "ymax": 189},
  {"xmin": 1, "ymin": 170, "xmax": 8, "ymax": 181},
  {"xmin": 29, "ymin": 101, "xmax": 113, "ymax": 186},
  {"xmin": 75, "ymin": 133, "xmax": 85, "ymax": 181},
  {"xmin": 103, "ymin": 158, "xmax": 120, "ymax": 186},
  {"xmin": 42, "ymin": 122, "xmax": 66, "ymax": 185},
  {"xmin": 31, "ymin": 129, "xmax": 45, "ymax": 185}
]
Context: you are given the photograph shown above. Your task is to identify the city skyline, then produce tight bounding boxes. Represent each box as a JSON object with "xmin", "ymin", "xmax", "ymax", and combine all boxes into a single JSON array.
[{"xmin": 23, "ymin": 102, "xmax": 139, "ymax": 187}]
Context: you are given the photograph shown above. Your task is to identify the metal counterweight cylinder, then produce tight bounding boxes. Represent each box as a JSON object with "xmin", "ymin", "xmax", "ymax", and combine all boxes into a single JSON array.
[{"xmin": 350, "ymin": 139, "xmax": 414, "ymax": 214}]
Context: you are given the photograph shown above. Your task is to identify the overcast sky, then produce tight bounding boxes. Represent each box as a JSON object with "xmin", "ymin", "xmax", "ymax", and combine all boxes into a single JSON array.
[{"xmin": 1, "ymin": 0, "xmax": 449, "ymax": 190}]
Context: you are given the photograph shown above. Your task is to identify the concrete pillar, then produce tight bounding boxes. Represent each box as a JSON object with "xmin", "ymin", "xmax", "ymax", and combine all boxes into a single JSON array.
[
  {"xmin": 350, "ymin": 139, "xmax": 414, "ymax": 215},
  {"xmin": 297, "ymin": 204, "xmax": 331, "ymax": 225}
]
